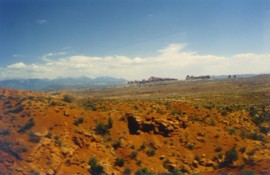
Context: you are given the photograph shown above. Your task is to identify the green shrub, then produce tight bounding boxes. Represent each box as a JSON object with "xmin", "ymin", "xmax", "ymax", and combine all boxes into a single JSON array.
[
  {"xmin": 228, "ymin": 128, "xmax": 236, "ymax": 135},
  {"xmin": 123, "ymin": 167, "xmax": 132, "ymax": 175},
  {"xmin": 130, "ymin": 150, "xmax": 138, "ymax": 159},
  {"xmin": 95, "ymin": 122, "xmax": 109, "ymax": 135},
  {"xmin": 107, "ymin": 117, "xmax": 113, "ymax": 129},
  {"xmin": 88, "ymin": 157, "xmax": 104, "ymax": 174},
  {"xmin": 146, "ymin": 147, "xmax": 156, "ymax": 156},
  {"xmin": 239, "ymin": 146, "xmax": 246, "ymax": 154},
  {"xmin": 115, "ymin": 157, "xmax": 124, "ymax": 167},
  {"xmin": 135, "ymin": 167, "xmax": 153, "ymax": 175},
  {"xmin": 259, "ymin": 126, "xmax": 270, "ymax": 134},
  {"xmin": 224, "ymin": 147, "xmax": 238, "ymax": 166},
  {"xmin": 247, "ymin": 149, "xmax": 257, "ymax": 156},
  {"xmin": 245, "ymin": 132, "xmax": 266, "ymax": 142},
  {"xmin": 240, "ymin": 169, "xmax": 255, "ymax": 175},
  {"xmin": 215, "ymin": 146, "xmax": 222, "ymax": 152},
  {"xmin": 63, "ymin": 94, "xmax": 75, "ymax": 103},
  {"xmin": 160, "ymin": 170, "xmax": 184, "ymax": 175},
  {"xmin": 54, "ymin": 135, "xmax": 62, "ymax": 147},
  {"xmin": 139, "ymin": 142, "xmax": 146, "ymax": 151},
  {"xmin": 74, "ymin": 116, "xmax": 84, "ymax": 126},
  {"xmin": 29, "ymin": 169, "xmax": 40, "ymax": 175},
  {"xmin": 221, "ymin": 110, "xmax": 228, "ymax": 116},
  {"xmin": 112, "ymin": 139, "xmax": 121, "ymax": 149},
  {"xmin": 136, "ymin": 159, "xmax": 142, "ymax": 166}
]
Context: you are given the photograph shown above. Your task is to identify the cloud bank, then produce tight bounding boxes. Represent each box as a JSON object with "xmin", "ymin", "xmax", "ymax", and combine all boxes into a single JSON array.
[{"xmin": 1, "ymin": 43, "xmax": 270, "ymax": 80}]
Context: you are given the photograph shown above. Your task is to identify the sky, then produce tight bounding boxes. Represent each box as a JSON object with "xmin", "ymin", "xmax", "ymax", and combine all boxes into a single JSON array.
[{"xmin": 0, "ymin": 0, "xmax": 270, "ymax": 80}]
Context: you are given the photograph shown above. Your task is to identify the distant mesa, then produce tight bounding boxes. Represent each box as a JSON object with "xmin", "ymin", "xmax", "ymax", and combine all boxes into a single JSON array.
[
  {"xmin": 186, "ymin": 75, "xmax": 211, "ymax": 80},
  {"xmin": 128, "ymin": 76, "xmax": 178, "ymax": 84}
]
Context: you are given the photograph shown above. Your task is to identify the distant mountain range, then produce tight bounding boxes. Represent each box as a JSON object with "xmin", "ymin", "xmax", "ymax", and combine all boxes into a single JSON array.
[{"xmin": 0, "ymin": 76, "xmax": 127, "ymax": 91}]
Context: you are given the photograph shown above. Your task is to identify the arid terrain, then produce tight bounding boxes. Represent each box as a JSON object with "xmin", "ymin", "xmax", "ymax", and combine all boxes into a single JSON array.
[{"xmin": 1, "ymin": 75, "xmax": 270, "ymax": 175}]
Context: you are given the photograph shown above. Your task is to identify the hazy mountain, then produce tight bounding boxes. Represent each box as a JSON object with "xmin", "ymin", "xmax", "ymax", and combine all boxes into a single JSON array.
[{"xmin": 0, "ymin": 76, "xmax": 126, "ymax": 91}]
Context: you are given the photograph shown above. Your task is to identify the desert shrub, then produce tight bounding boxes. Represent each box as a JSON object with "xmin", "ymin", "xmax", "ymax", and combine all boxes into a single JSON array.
[
  {"xmin": 160, "ymin": 169, "xmax": 184, "ymax": 175},
  {"xmin": 112, "ymin": 139, "xmax": 121, "ymax": 149},
  {"xmin": 135, "ymin": 167, "xmax": 153, "ymax": 175},
  {"xmin": 81, "ymin": 99, "xmax": 97, "ymax": 111},
  {"xmin": 49, "ymin": 101, "xmax": 58, "ymax": 106},
  {"xmin": 107, "ymin": 117, "xmax": 113, "ymax": 129},
  {"xmin": 228, "ymin": 127, "xmax": 236, "ymax": 135},
  {"xmin": 245, "ymin": 132, "xmax": 266, "ymax": 142},
  {"xmin": 239, "ymin": 146, "xmax": 246, "ymax": 154},
  {"xmin": 221, "ymin": 110, "xmax": 228, "ymax": 116},
  {"xmin": 45, "ymin": 132, "xmax": 52, "ymax": 139},
  {"xmin": 249, "ymin": 106, "xmax": 257, "ymax": 117},
  {"xmin": 28, "ymin": 131, "xmax": 41, "ymax": 143},
  {"xmin": 240, "ymin": 169, "xmax": 255, "ymax": 175},
  {"xmin": 74, "ymin": 116, "xmax": 84, "ymax": 126},
  {"xmin": 95, "ymin": 122, "xmax": 109, "ymax": 135},
  {"xmin": 63, "ymin": 94, "xmax": 75, "ymax": 103},
  {"xmin": 209, "ymin": 119, "xmax": 216, "ymax": 126},
  {"xmin": 259, "ymin": 126, "xmax": 270, "ymax": 134},
  {"xmin": 0, "ymin": 129, "xmax": 10, "ymax": 136},
  {"xmin": 18, "ymin": 118, "xmax": 35, "ymax": 133},
  {"xmin": 88, "ymin": 157, "xmax": 104, "ymax": 174},
  {"xmin": 54, "ymin": 135, "xmax": 62, "ymax": 147},
  {"xmin": 8, "ymin": 105, "xmax": 24, "ymax": 113},
  {"xmin": 171, "ymin": 109, "xmax": 182, "ymax": 115},
  {"xmin": 186, "ymin": 142, "xmax": 194, "ymax": 150},
  {"xmin": 250, "ymin": 109, "xmax": 270, "ymax": 126},
  {"xmin": 123, "ymin": 167, "xmax": 132, "ymax": 175},
  {"xmin": 146, "ymin": 147, "xmax": 156, "ymax": 156},
  {"xmin": 136, "ymin": 159, "xmax": 142, "ymax": 166},
  {"xmin": 130, "ymin": 150, "xmax": 138, "ymax": 159},
  {"xmin": 29, "ymin": 169, "xmax": 40, "ymax": 175},
  {"xmin": 115, "ymin": 157, "xmax": 124, "ymax": 167},
  {"xmin": 247, "ymin": 149, "xmax": 257, "ymax": 156},
  {"xmin": 215, "ymin": 146, "xmax": 222, "ymax": 152},
  {"xmin": 139, "ymin": 142, "xmax": 146, "ymax": 151},
  {"xmin": 146, "ymin": 141, "xmax": 157, "ymax": 156},
  {"xmin": 223, "ymin": 147, "xmax": 238, "ymax": 166},
  {"xmin": 162, "ymin": 159, "xmax": 171, "ymax": 169},
  {"xmin": 17, "ymin": 145, "xmax": 28, "ymax": 153}
]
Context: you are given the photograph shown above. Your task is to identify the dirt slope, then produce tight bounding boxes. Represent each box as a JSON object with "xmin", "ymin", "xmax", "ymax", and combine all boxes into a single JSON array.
[{"xmin": 0, "ymin": 77, "xmax": 270, "ymax": 175}]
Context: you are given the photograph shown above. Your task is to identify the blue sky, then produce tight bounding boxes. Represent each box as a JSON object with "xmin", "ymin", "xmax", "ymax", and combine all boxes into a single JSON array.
[{"xmin": 0, "ymin": 0, "xmax": 270, "ymax": 80}]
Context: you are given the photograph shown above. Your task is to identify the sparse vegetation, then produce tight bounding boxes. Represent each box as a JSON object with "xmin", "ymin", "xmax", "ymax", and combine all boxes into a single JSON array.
[
  {"xmin": 115, "ymin": 157, "xmax": 124, "ymax": 167},
  {"xmin": 135, "ymin": 167, "xmax": 153, "ymax": 175},
  {"xmin": 88, "ymin": 157, "xmax": 104, "ymax": 174},
  {"xmin": 18, "ymin": 118, "xmax": 35, "ymax": 133},
  {"xmin": 95, "ymin": 122, "xmax": 110, "ymax": 135},
  {"xmin": 54, "ymin": 135, "xmax": 62, "ymax": 147},
  {"xmin": 112, "ymin": 139, "xmax": 121, "ymax": 149},
  {"xmin": 2, "ymin": 75, "xmax": 270, "ymax": 174},
  {"xmin": 130, "ymin": 150, "xmax": 138, "ymax": 159},
  {"xmin": 73, "ymin": 116, "xmax": 84, "ymax": 126},
  {"xmin": 63, "ymin": 94, "xmax": 75, "ymax": 103},
  {"xmin": 223, "ymin": 147, "xmax": 238, "ymax": 167},
  {"xmin": 0, "ymin": 129, "xmax": 10, "ymax": 136}
]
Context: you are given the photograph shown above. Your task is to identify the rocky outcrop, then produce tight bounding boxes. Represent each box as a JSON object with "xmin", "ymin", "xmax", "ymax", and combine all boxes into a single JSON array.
[{"xmin": 126, "ymin": 113, "xmax": 180, "ymax": 137}]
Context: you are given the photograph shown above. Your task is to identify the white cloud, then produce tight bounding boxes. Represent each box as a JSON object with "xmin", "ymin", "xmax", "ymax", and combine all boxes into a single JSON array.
[
  {"xmin": 36, "ymin": 19, "xmax": 47, "ymax": 24},
  {"xmin": 1, "ymin": 43, "xmax": 270, "ymax": 80},
  {"xmin": 7, "ymin": 62, "xmax": 27, "ymax": 69}
]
